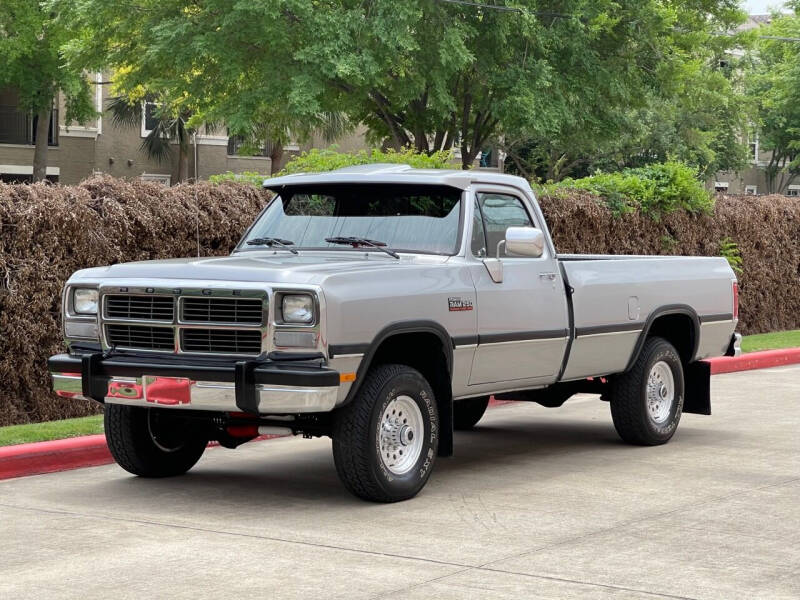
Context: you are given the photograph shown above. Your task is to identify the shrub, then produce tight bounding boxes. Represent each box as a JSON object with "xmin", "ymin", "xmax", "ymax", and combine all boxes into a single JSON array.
[
  {"xmin": 210, "ymin": 147, "xmax": 455, "ymax": 186},
  {"xmin": 208, "ymin": 171, "xmax": 267, "ymax": 186},
  {"xmin": 278, "ymin": 147, "xmax": 455, "ymax": 175},
  {"xmin": 541, "ymin": 161, "xmax": 714, "ymax": 218}
]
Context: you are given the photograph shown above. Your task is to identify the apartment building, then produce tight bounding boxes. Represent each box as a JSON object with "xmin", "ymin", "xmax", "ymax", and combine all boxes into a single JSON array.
[{"xmin": 0, "ymin": 79, "xmax": 366, "ymax": 185}]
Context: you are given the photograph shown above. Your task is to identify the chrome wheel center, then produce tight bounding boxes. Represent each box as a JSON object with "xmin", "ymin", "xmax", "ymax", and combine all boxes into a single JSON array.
[
  {"xmin": 379, "ymin": 395, "xmax": 424, "ymax": 475},
  {"xmin": 647, "ymin": 361, "xmax": 675, "ymax": 424}
]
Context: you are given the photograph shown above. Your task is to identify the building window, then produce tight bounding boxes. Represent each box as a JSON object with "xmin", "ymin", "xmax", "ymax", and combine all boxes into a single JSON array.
[
  {"xmin": 226, "ymin": 133, "xmax": 271, "ymax": 157},
  {"xmin": 748, "ymin": 135, "xmax": 759, "ymax": 163},
  {"xmin": 787, "ymin": 186, "xmax": 800, "ymax": 197},
  {"xmin": 745, "ymin": 185, "xmax": 758, "ymax": 196},
  {"xmin": 714, "ymin": 182, "xmax": 729, "ymax": 193},
  {"xmin": 140, "ymin": 173, "xmax": 171, "ymax": 186},
  {"xmin": 141, "ymin": 101, "xmax": 159, "ymax": 137}
]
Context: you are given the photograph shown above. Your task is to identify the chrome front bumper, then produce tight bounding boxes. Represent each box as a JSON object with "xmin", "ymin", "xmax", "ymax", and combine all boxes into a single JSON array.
[{"xmin": 49, "ymin": 353, "xmax": 340, "ymax": 414}]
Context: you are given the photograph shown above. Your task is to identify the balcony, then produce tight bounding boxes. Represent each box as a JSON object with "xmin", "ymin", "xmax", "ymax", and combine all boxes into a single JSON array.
[
  {"xmin": 227, "ymin": 135, "xmax": 271, "ymax": 157},
  {"xmin": 0, "ymin": 106, "xmax": 58, "ymax": 146}
]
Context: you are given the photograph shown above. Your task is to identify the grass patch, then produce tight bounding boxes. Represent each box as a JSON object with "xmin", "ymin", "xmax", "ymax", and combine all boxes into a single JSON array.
[
  {"xmin": 741, "ymin": 330, "xmax": 800, "ymax": 353},
  {"xmin": 0, "ymin": 414, "xmax": 103, "ymax": 447}
]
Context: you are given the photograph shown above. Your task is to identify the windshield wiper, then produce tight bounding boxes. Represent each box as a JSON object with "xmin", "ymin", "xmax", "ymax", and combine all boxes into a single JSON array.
[
  {"xmin": 324, "ymin": 236, "xmax": 400, "ymax": 259},
  {"xmin": 245, "ymin": 237, "xmax": 298, "ymax": 255}
]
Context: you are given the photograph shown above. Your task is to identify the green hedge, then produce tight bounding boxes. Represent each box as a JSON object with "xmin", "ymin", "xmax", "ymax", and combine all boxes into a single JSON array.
[
  {"xmin": 542, "ymin": 161, "xmax": 714, "ymax": 217},
  {"xmin": 210, "ymin": 147, "xmax": 455, "ymax": 186}
]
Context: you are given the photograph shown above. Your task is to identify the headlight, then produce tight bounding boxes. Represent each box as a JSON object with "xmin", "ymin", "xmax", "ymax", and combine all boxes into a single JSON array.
[
  {"xmin": 281, "ymin": 294, "xmax": 314, "ymax": 324},
  {"xmin": 73, "ymin": 288, "xmax": 99, "ymax": 315}
]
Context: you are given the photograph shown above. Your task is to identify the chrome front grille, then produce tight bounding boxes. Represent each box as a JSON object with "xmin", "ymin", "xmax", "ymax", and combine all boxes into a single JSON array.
[
  {"xmin": 106, "ymin": 324, "xmax": 175, "ymax": 351},
  {"xmin": 181, "ymin": 297, "xmax": 263, "ymax": 324},
  {"xmin": 100, "ymin": 287, "xmax": 267, "ymax": 356},
  {"xmin": 181, "ymin": 329, "xmax": 263, "ymax": 354},
  {"xmin": 106, "ymin": 295, "xmax": 174, "ymax": 321}
]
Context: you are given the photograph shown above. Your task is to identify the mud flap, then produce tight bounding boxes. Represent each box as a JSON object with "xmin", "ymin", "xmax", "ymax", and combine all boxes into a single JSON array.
[
  {"xmin": 437, "ymin": 394, "xmax": 453, "ymax": 457},
  {"xmin": 684, "ymin": 360, "xmax": 711, "ymax": 415}
]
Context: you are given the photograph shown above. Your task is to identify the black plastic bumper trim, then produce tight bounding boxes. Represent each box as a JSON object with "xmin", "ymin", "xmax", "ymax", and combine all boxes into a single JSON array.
[{"xmin": 49, "ymin": 353, "xmax": 339, "ymax": 405}]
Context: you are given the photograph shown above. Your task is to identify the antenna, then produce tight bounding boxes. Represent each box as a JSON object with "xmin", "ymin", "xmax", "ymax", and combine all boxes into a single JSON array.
[{"xmin": 193, "ymin": 131, "xmax": 200, "ymax": 258}]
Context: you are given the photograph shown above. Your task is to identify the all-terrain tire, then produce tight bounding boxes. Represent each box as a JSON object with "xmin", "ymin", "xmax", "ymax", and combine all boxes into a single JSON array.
[
  {"xmin": 104, "ymin": 404, "xmax": 208, "ymax": 477},
  {"xmin": 610, "ymin": 337, "xmax": 685, "ymax": 446},
  {"xmin": 453, "ymin": 396, "xmax": 490, "ymax": 430},
  {"xmin": 332, "ymin": 364, "xmax": 439, "ymax": 502}
]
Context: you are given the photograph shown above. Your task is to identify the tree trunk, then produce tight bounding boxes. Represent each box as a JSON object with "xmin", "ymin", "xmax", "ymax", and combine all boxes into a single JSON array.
[
  {"xmin": 177, "ymin": 145, "xmax": 189, "ymax": 183},
  {"xmin": 270, "ymin": 144, "xmax": 284, "ymax": 175},
  {"xmin": 32, "ymin": 107, "xmax": 51, "ymax": 183}
]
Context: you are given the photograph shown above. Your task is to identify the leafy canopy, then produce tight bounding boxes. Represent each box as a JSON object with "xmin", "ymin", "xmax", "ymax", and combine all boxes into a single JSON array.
[
  {"xmin": 0, "ymin": 1, "xmax": 94, "ymax": 122},
  {"xmin": 63, "ymin": 0, "xmax": 745, "ymax": 170},
  {"xmin": 746, "ymin": 3, "xmax": 800, "ymax": 193}
]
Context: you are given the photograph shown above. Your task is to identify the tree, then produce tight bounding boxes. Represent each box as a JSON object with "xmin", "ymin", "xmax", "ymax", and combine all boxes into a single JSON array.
[
  {"xmin": 747, "ymin": 4, "xmax": 800, "ymax": 193},
  {"xmin": 106, "ymin": 96, "xmax": 196, "ymax": 183},
  {"xmin": 64, "ymin": 0, "xmax": 746, "ymax": 170},
  {"xmin": 0, "ymin": 1, "xmax": 95, "ymax": 181}
]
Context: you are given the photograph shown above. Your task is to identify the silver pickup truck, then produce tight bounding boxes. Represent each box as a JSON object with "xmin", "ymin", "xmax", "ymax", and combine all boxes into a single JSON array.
[{"xmin": 49, "ymin": 165, "xmax": 740, "ymax": 502}]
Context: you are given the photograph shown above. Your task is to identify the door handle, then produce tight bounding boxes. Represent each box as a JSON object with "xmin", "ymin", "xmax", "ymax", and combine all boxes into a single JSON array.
[{"xmin": 539, "ymin": 272, "xmax": 557, "ymax": 281}]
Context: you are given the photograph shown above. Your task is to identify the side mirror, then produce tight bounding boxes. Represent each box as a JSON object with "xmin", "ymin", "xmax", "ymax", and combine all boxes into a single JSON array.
[
  {"xmin": 505, "ymin": 226, "xmax": 544, "ymax": 258},
  {"xmin": 482, "ymin": 226, "xmax": 545, "ymax": 283}
]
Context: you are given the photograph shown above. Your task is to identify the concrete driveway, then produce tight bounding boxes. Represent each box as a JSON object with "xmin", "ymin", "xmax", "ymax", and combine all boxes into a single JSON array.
[{"xmin": 1, "ymin": 365, "xmax": 799, "ymax": 600}]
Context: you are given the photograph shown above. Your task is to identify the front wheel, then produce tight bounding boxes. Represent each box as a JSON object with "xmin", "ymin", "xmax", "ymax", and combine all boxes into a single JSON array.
[
  {"xmin": 610, "ymin": 337, "xmax": 685, "ymax": 446},
  {"xmin": 332, "ymin": 364, "xmax": 439, "ymax": 502},
  {"xmin": 104, "ymin": 404, "xmax": 209, "ymax": 477}
]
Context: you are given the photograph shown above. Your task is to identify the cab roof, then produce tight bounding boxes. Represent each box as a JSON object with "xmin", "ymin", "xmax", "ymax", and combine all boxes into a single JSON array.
[{"xmin": 262, "ymin": 163, "xmax": 531, "ymax": 192}]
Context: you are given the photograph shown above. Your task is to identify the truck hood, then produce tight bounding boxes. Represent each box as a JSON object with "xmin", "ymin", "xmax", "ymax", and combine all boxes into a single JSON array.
[{"xmin": 69, "ymin": 251, "xmax": 450, "ymax": 286}]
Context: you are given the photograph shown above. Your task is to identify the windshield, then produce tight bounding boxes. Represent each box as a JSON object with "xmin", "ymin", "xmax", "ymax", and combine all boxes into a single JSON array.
[{"xmin": 238, "ymin": 184, "xmax": 463, "ymax": 255}]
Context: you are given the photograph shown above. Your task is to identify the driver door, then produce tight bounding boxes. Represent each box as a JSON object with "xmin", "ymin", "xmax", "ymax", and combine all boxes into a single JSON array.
[{"xmin": 468, "ymin": 189, "xmax": 569, "ymax": 386}]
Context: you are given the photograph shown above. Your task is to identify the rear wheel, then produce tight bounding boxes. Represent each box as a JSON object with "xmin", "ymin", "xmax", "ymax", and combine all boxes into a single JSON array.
[
  {"xmin": 104, "ymin": 404, "xmax": 208, "ymax": 477},
  {"xmin": 332, "ymin": 364, "xmax": 439, "ymax": 502},
  {"xmin": 610, "ymin": 337, "xmax": 685, "ymax": 446},
  {"xmin": 453, "ymin": 396, "xmax": 490, "ymax": 430}
]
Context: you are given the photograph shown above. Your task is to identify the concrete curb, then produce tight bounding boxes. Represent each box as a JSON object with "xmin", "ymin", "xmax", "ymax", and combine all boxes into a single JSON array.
[
  {"xmin": 0, "ymin": 435, "xmax": 111, "ymax": 481},
  {"xmin": 2, "ymin": 347, "xmax": 799, "ymax": 481},
  {"xmin": 706, "ymin": 347, "xmax": 800, "ymax": 375}
]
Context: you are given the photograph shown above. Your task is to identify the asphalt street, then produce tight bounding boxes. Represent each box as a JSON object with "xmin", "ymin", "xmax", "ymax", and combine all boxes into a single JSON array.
[{"xmin": 1, "ymin": 365, "xmax": 799, "ymax": 600}]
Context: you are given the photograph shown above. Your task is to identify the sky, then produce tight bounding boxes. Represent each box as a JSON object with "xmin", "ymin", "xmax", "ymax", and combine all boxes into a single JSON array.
[{"xmin": 741, "ymin": 0, "xmax": 786, "ymax": 14}]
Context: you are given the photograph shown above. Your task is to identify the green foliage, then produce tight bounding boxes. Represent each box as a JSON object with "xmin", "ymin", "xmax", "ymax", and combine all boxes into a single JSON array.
[
  {"xmin": 62, "ymin": 0, "xmax": 747, "ymax": 170},
  {"xmin": 544, "ymin": 161, "xmax": 714, "ymax": 217},
  {"xmin": 209, "ymin": 171, "xmax": 269, "ymax": 186},
  {"xmin": 277, "ymin": 148, "xmax": 454, "ymax": 175},
  {"xmin": 210, "ymin": 149, "xmax": 454, "ymax": 186},
  {"xmin": 0, "ymin": 1, "xmax": 95, "ymax": 119},
  {"xmin": 719, "ymin": 236, "xmax": 743, "ymax": 274},
  {"xmin": 746, "ymin": 7, "xmax": 800, "ymax": 193}
]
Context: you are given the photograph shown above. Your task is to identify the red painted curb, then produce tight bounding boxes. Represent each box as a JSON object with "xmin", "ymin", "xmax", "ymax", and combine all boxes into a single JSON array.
[
  {"xmin": 0, "ymin": 434, "xmax": 283, "ymax": 481},
  {"xmin": 0, "ymin": 434, "xmax": 111, "ymax": 481},
  {"xmin": 2, "ymin": 347, "xmax": 798, "ymax": 481},
  {"xmin": 705, "ymin": 348, "xmax": 800, "ymax": 374}
]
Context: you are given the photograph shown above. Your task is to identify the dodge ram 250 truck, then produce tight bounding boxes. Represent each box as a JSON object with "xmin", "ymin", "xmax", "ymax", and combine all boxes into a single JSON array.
[{"xmin": 49, "ymin": 165, "xmax": 740, "ymax": 502}]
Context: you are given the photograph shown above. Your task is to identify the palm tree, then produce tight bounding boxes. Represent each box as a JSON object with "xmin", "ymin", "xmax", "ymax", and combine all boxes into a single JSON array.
[
  {"xmin": 238, "ymin": 109, "xmax": 353, "ymax": 174},
  {"xmin": 106, "ymin": 96, "xmax": 194, "ymax": 182}
]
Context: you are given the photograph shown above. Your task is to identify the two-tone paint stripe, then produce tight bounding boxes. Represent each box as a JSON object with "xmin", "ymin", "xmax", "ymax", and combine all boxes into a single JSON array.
[{"xmin": 329, "ymin": 314, "xmax": 734, "ymax": 356}]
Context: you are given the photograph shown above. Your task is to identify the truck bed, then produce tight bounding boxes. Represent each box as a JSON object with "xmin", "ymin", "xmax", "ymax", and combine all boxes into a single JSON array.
[{"xmin": 558, "ymin": 255, "xmax": 737, "ymax": 381}]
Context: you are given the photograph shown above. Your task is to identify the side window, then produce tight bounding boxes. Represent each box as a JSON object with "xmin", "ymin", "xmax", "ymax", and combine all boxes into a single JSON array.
[
  {"xmin": 477, "ymin": 193, "xmax": 535, "ymax": 258},
  {"xmin": 470, "ymin": 199, "xmax": 487, "ymax": 257}
]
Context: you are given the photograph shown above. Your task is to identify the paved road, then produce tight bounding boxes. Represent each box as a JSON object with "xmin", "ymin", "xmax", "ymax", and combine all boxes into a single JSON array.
[{"xmin": 1, "ymin": 366, "xmax": 799, "ymax": 600}]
